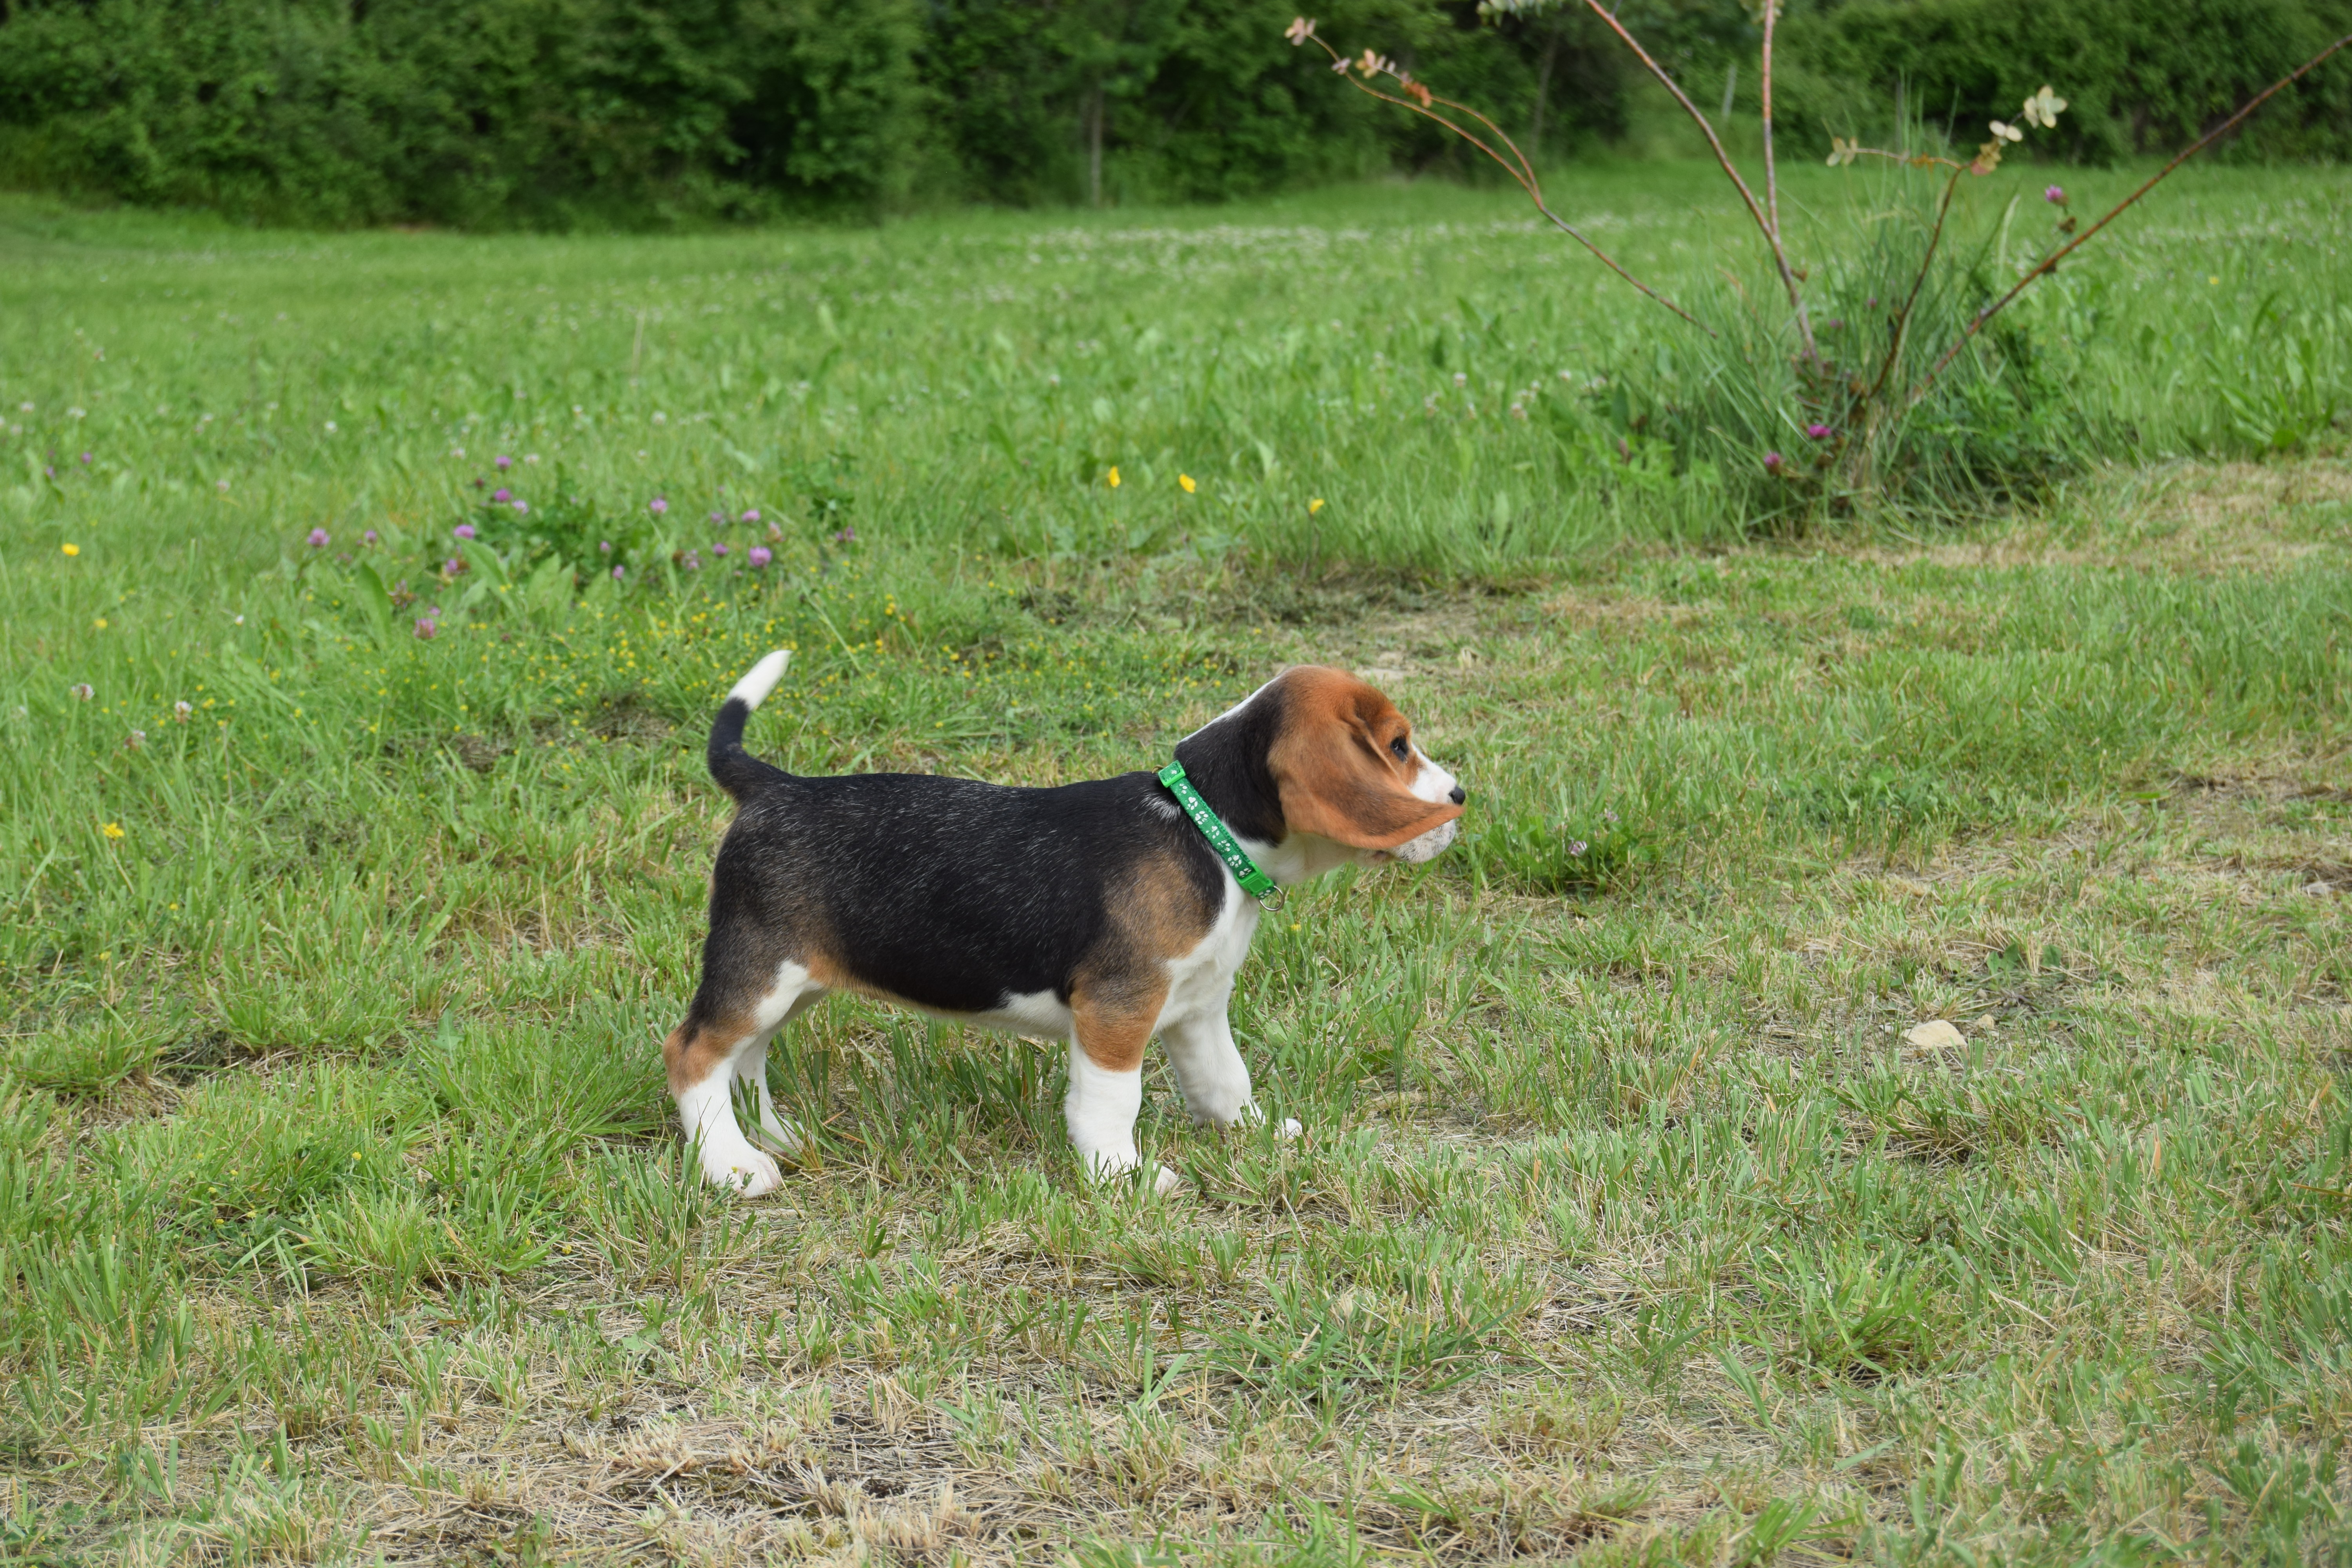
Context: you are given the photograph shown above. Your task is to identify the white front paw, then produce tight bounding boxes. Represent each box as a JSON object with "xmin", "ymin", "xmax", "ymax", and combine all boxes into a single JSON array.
[
  {"xmin": 1152, "ymin": 1165, "xmax": 1183, "ymax": 1197},
  {"xmin": 704, "ymin": 1149, "xmax": 783, "ymax": 1197},
  {"xmin": 1273, "ymin": 1117, "xmax": 1303, "ymax": 1141}
]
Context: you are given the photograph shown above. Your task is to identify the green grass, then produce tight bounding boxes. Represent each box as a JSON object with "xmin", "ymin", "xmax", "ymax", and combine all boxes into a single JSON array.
[{"xmin": 2, "ymin": 167, "xmax": 2350, "ymax": 1564}]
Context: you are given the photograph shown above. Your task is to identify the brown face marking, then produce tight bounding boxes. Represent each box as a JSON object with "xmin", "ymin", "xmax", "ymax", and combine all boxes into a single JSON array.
[{"xmin": 1265, "ymin": 667, "xmax": 1462, "ymax": 851}]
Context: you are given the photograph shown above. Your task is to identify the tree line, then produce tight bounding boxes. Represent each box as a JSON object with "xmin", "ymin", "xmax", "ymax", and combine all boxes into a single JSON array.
[{"xmin": 0, "ymin": 0, "xmax": 2342, "ymax": 228}]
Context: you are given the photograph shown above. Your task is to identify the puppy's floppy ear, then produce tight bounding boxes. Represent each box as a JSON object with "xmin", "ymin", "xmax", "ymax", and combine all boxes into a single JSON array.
[{"xmin": 1267, "ymin": 668, "xmax": 1462, "ymax": 851}]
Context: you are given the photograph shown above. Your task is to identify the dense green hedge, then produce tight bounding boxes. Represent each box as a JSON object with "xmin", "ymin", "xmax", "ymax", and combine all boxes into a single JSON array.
[
  {"xmin": 1784, "ymin": 0, "xmax": 2352, "ymax": 162},
  {"xmin": 0, "ymin": 0, "xmax": 2344, "ymax": 226},
  {"xmin": 0, "ymin": 0, "xmax": 931, "ymax": 225}
]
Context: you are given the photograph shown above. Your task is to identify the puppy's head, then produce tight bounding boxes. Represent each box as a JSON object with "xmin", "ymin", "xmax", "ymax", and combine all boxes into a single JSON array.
[{"xmin": 1263, "ymin": 666, "xmax": 1463, "ymax": 864}]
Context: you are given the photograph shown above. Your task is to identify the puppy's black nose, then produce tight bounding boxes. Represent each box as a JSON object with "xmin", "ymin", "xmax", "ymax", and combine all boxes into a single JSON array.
[{"xmin": 1448, "ymin": 786, "xmax": 1466, "ymax": 805}]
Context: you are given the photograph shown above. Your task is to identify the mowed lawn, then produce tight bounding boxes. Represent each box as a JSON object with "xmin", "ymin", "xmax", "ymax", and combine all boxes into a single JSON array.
[{"xmin": 2, "ymin": 169, "xmax": 2350, "ymax": 1564}]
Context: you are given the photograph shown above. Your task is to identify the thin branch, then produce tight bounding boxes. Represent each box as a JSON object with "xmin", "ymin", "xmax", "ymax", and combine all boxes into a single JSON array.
[
  {"xmin": 1301, "ymin": 36, "xmax": 1711, "ymax": 332},
  {"xmin": 1760, "ymin": 0, "xmax": 1782, "ymax": 245},
  {"xmin": 1910, "ymin": 31, "xmax": 2352, "ymax": 404},
  {"xmin": 1419, "ymin": 88, "xmax": 1714, "ymax": 332},
  {"xmin": 1866, "ymin": 164, "xmax": 1965, "ymax": 405},
  {"xmin": 1573, "ymin": 0, "xmax": 1818, "ymax": 361}
]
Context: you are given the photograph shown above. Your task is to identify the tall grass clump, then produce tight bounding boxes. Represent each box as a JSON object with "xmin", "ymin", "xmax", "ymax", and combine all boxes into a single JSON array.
[{"xmin": 1281, "ymin": 5, "xmax": 2352, "ymax": 528}]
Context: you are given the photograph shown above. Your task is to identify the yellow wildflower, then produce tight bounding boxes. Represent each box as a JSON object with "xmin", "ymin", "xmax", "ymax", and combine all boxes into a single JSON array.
[
  {"xmin": 1308, "ymin": 497, "xmax": 1326, "ymax": 515},
  {"xmin": 1107, "ymin": 466, "xmax": 1121, "ymax": 488},
  {"xmin": 102, "ymin": 822, "xmax": 125, "ymax": 840},
  {"xmin": 61, "ymin": 543, "xmax": 79, "ymax": 556},
  {"xmin": 1179, "ymin": 474, "xmax": 1196, "ymax": 493}
]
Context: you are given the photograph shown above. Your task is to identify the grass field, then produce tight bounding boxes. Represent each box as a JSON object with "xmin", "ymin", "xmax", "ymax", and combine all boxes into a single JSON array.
[{"xmin": 3, "ymin": 164, "xmax": 2350, "ymax": 1564}]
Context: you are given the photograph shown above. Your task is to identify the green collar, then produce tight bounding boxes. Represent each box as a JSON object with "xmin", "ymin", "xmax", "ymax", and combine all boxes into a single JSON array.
[{"xmin": 1158, "ymin": 760, "xmax": 1286, "ymax": 909}]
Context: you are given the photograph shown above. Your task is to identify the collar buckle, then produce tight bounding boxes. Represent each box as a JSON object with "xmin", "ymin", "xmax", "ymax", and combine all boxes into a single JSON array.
[{"xmin": 1158, "ymin": 759, "xmax": 1288, "ymax": 912}]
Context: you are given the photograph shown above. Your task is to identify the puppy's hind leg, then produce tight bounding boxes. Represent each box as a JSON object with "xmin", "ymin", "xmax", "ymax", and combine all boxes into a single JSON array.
[
  {"xmin": 666, "ymin": 962, "xmax": 823, "ymax": 1196},
  {"xmin": 737, "ymin": 984, "xmax": 828, "ymax": 1158}
]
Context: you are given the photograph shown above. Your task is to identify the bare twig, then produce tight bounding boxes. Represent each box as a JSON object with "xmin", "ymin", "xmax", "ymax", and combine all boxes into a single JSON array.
[
  {"xmin": 1425, "ymin": 87, "xmax": 1717, "ymax": 334},
  {"xmin": 1909, "ymin": 31, "xmax": 2352, "ymax": 403},
  {"xmin": 1759, "ymin": 0, "xmax": 1782, "ymax": 245},
  {"xmin": 1572, "ymin": 0, "xmax": 1818, "ymax": 361},
  {"xmin": 1867, "ymin": 165, "xmax": 1966, "ymax": 405},
  {"xmin": 1301, "ymin": 36, "xmax": 1711, "ymax": 332}
]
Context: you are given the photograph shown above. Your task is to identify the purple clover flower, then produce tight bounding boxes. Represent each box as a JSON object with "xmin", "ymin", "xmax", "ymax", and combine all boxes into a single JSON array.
[
  {"xmin": 612, "ymin": 564, "xmax": 625, "ymax": 580},
  {"xmin": 710, "ymin": 510, "xmax": 726, "ymax": 525},
  {"xmin": 414, "ymin": 617, "xmax": 438, "ymax": 640},
  {"xmin": 748, "ymin": 546, "xmax": 772, "ymax": 568},
  {"xmin": 2045, "ymin": 185, "xmax": 2065, "ymax": 203},
  {"xmin": 512, "ymin": 500, "xmax": 528, "ymax": 514},
  {"xmin": 362, "ymin": 528, "xmax": 378, "ymax": 545},
  {"xmin": 1806, "ymin": 423, "xmax": 1833, "ymax": 439},
  {"xmin": 454, "ymin": 523, "xmax": 477, "ymax": 541},
  {"xmin": 681, "ymin": 552, "xmax": 701, "ymax": 572},
  {"xmin": 742, "ymin": 509, "xmax": 760, "ymax": 524},
  {"xmin": 649, "ymin": 497, "xmax": 668, "ymax": 515},
  {"xmin": 833, "ymin": 525, "xmax": 857, "ymax": 543},
  {"xmin": 495, "ymin": 454, "xmax": 513, "ymax": 470},
  {"xmin": 492, "ymin": 488, "xmax": 510, "ymax": 503},
  {"xmin": 598, "ymin": 540, "xmax": 612, "ymax": 554},
  {"xmin": 80, "ymin": 452, "xmax": 92, "ymax": 465},
  {"xmin": 444, "ymin": 556, "xmax": 465, "ymax": 576},
  {"xmin": 307, "ymin": 528, "xmax": 330, "ymax": 548},
  {"xmin": 1762, "ymin": 452, "xmax": 1784, "ymax": 472},
  {"xmin": 711, "ymin": 542, "xmax": 728, "ymax": 557}
]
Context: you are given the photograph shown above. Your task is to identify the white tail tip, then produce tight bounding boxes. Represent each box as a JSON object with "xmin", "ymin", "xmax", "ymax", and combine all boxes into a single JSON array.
[{"xmin": 727, "ymin": 650, "xmax": 791, "ymax": 710}]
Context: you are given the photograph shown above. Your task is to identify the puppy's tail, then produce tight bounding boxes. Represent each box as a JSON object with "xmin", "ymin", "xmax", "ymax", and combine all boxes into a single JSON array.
[{"xmin": 708, "ymin": 650, "xmax": 793, "ymax": 800}]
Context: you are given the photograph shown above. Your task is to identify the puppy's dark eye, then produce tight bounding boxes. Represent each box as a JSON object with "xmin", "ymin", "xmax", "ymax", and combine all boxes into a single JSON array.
[{"xmin": 1389, "ymin": 736, "xmax": 1411, "ymax": 762}]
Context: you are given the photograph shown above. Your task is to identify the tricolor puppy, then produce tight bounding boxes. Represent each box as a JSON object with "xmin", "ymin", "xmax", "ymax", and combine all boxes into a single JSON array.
[{"xmin": 664, "ymin": 651, "xmax": 1466, "ymax": 1196}]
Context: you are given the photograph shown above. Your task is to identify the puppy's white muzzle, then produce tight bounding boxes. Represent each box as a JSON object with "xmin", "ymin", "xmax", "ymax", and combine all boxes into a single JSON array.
[
  {"xmin": 1387, "ymin": 817, "xmax": 1460, "ymax": 864},
  {"xmin": 1379, "ymin": 749, "xmax": 1463, "ymax": 864}
]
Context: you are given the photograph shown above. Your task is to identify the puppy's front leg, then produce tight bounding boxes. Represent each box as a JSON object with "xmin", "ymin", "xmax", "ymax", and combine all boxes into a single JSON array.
[
  {"xmin": 1161, "ymin": 1010, "xmax": 1301, "ymax": 1138},
  {"xmin": 1067, "ymin": 1000, "xmax": 1180, "ymax": 1196}
]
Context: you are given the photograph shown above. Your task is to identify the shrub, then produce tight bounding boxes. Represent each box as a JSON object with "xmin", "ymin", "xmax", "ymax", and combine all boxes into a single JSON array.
[
  {"xmin": 1786, "ymin": 0, "xmax": 2352, "ymax": 163},
  {"xmin": 0, "ymin": 0, "xmax": 926, "ymax": 227},
  {"xmin": 1285, "ymin": 4, "xmax": 2350, "ymax": 525}
]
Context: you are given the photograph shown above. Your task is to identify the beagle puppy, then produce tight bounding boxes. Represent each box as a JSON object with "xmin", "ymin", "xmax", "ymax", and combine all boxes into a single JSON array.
[{"xmin": 664, "ymin": 650, "xmax": 1465, "ymax": 1195}]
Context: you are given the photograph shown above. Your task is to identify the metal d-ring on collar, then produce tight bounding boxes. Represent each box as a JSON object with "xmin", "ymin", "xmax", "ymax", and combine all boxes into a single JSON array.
[{"xmin": 1157, "ymin": 760, "xmax": 1287, "ymax": 911}]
